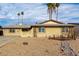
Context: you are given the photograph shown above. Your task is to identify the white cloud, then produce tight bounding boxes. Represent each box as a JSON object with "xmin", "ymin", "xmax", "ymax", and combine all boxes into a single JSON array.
[
  {"xmin": 0, "ymin": 3, "xmax": 79, "ymax": 26},
  {"xmin": 0, "ymin": 15, "xmax": 6, "ymax": 18}
]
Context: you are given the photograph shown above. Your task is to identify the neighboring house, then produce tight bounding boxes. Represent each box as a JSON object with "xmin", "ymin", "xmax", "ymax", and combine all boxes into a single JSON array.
[
  {"xmin": 0, "ymin": 20, "xmax": 76, "ymax": 39},
  {"xmin": 68, "ymin": 23, "xmax": 79, "ymax": 25},
  {"xmin": 68, "ymin": 23, "xmax": 79, "ymax": 37}
]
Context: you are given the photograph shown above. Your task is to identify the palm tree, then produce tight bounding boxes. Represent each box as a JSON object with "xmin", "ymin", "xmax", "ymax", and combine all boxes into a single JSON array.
[
  {"xmin": 55, "ymin": 3, "xmax": 60, "ymax": 20},
  {"xmin": 47, "ymin": 3, "xmax": 60, "ymax": 20},
  {"xmin": 17, "ymin": 13, "xmax": 20, "ymax": 25},
  {"xmin": 21, "ymin": 11, "xmax": 24, "ymax": 25},
  {"xmin": 47, "ymin": 3, "xmax": 56, "ymax": 20}
]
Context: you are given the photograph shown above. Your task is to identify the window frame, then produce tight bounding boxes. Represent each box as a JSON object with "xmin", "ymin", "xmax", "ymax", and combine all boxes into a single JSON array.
[
  {"xmin": 22, "ymin": 28, "xmax": 29, "ymax": 32},
  {"xmin": 62, "ymin": 27, "xmax": 68, "ymax": 32},
  {"xmin": 9, "ymin": 29, "xmax": 15, "ymax": 33},
  {"xmin": 39, "ymin": 27, "xmax": 45, "ymax": 32}
]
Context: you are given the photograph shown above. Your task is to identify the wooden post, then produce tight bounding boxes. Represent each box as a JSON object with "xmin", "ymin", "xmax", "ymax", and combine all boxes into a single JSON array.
[
  {"xmin": 68, "ymin": 28, "xmax": 71, "ymax": 39},
  {"xmin": 72, "ymin": 27, "xmax": 76, "ymax": 40},
  {"xmin": 33, "ymin": 27, "xmax": 37, "ymax": 37},
  {"xmin": 53, "ymin": 35, "xmax": 55, "ymax": 39},
  {"xmin": 73, "ymin": 31, "xmax": 76, "ymax": 40}
]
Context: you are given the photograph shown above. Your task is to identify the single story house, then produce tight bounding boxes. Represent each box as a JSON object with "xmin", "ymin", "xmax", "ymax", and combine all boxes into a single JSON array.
[{"xmin": 0, "ymin": 20, "xmax": 76, "ymax": 39}]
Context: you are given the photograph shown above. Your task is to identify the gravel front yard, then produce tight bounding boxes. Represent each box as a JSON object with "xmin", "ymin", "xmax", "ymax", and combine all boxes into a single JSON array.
[{"xmin": 0, "ymin": 36, "xmax": 60, "ymax": 56}]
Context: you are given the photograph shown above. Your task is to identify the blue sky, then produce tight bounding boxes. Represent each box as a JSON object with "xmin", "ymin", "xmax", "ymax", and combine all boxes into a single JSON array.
[{"xmin": 0, "ymin": 3, "xmax": 79, "ymax": 26}]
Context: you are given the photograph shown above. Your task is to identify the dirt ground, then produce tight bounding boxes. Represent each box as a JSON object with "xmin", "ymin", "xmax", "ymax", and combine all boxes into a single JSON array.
[
  {"xmin": 0, "ymin": 36, "xmax": 61, "ymax": 56},
  {"xmin": 0, "ymin": 36, "xmax": 79, "ymax": 56},
  {"xmin": 69, "ymin": 37, "xmax": 79, "ymax": 55}
]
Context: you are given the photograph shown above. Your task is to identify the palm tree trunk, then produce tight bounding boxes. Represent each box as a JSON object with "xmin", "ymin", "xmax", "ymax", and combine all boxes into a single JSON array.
[
  {"xmin": 50, "ymin": 9, "xmax": 52, "ymax": 20},
  {"xmin": 48, "ymin": 9, "xmax": 52, "ymax": 20},
  {"xmin": 56, "ymin": 8, "xmax": 58, "ymax": 21},
  {"xmin": 18, "ymin": 16, "xmax": 19, "ymax": 25},
  {"xmin": 21, "ymin": 15, "xmax": 23, "ymax": 25}
]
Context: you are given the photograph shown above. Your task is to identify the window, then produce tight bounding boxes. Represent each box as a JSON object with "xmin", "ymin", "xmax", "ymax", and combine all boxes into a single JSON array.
[
  {"xmin": 22, "ymin": 28, "xmax": 29, "ymax": 32},
  {"xmin": 10, "ymin": 29, "xmax": 15, "ymax": 33},
  {"xmin": 39, "ymin": 27, "xmax": 45, "ymax": 32},
  {"xmin": 62, "ymin": 27, "xmax": 68, "ymax": 32}
]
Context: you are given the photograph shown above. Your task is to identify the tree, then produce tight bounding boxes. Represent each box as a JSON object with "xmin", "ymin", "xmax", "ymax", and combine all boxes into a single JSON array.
[
  {"xmin": 21, "ymin": 11, "xmax": 24, "ymax": 15},
  {"xmin": 17, "ymin": 13, "xmax": 20, "ymax": 25},
  {"xmin": 21, "ymin": 11, "xmax": 24, "ymax": 25},
  {"xmin": 47, "ymin": 3, "xmax": 56, "ymax": 20},
  {"xmin": 47, "ymin": 3, "xmax": 60, "ymax": 20},
  {"xmin": 55, "ymin": 3, "xmax": 60, "ymax": 20}
]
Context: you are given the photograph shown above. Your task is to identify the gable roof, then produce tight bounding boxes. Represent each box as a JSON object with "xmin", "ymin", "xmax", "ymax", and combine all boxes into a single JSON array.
[
  {"xmin": 2, "ymin": 24, "xmax": 31, "ymax": 29},
  {"xmin": 2, "ymin": 20, "xmax": 75, "ymax": 29},
  {"xmin": 2, "ymin": 24, "xmax": 75, "ymax": 29},
  {"xmin": 38, "ymin": 19, "xmax": 64, "ymax": 24},
  {"xmin": 32, "ymin": 24, "xmax": 75, "ymax": 27}
]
